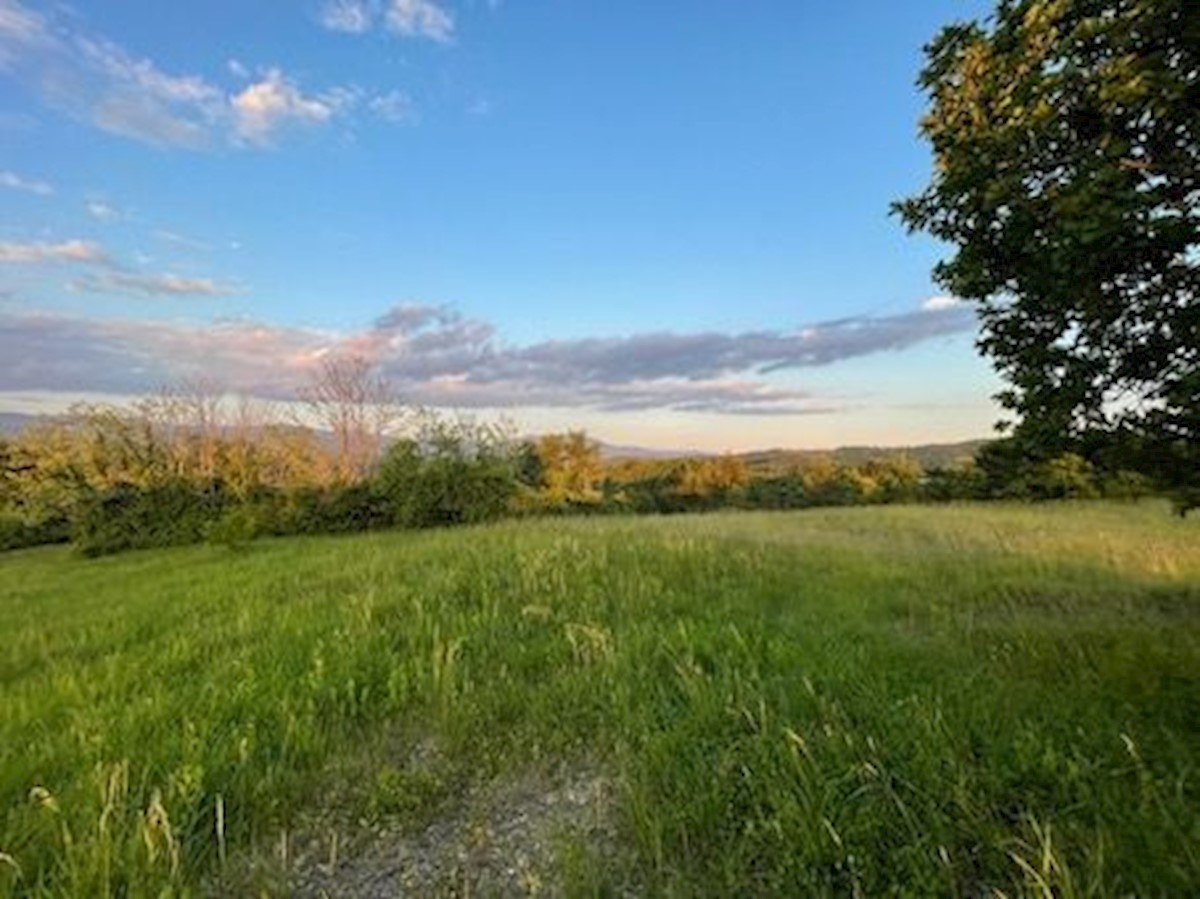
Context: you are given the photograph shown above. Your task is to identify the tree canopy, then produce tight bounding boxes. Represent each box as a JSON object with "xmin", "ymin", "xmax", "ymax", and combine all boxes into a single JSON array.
[{"xmin": 896, "ymin": 0, "xmax": 1199, "ymax": 507}]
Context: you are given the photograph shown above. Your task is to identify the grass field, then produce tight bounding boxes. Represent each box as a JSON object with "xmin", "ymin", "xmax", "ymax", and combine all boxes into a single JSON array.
[{"xmin": 2, "ymin": 503, "xmax": 1198, "ymax": 896}]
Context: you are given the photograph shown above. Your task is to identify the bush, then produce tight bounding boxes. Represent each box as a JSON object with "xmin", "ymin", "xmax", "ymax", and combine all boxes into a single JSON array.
[
  {"xmin": 0, "ymin": 511, "xmax": 71, "ymax": 551},
  {"xmin": 1099, "ymin": 470, "xmax": 1155, "ymax": 502},
  {"xmin": 73, "ymin": 481, "xmax": 230, "ymax": 557},
  {"xmin": 921, "ymin": 464, "xmax": 986, "ymax": 502},
  {"xmin": 375, "ymin": 420, "xmax": 519, "ymax": 529},
  {"xmin": 1027, "ymin": 454, "xmax": 1099, "ymax": 501},
  {"xmin": 741, "ymin": 475, "xmax": 810, "ymax": 510},
  {"xmin": 69, "ymin": 480, "xmax": 400, "ymax": 557},
  {"xmin": 265, "ymin": 485, "xmax": 393, "ymax": 535},
  {"xmin": 205, "ymin": 504, "xmax": 265, "ymax": 550},
  {"xmin": 309, "ymin": 484, "xmax": 393, "ymax": 533}
]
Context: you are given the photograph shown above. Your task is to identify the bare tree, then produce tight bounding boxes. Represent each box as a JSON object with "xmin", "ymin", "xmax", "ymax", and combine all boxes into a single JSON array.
[
  {"xmin": 134, "ymin": 378, "xmax": 225, "ymax": 481},
  {"xmin": 299, "ymin": 355, "xmax": 405, "ymax": 482}
]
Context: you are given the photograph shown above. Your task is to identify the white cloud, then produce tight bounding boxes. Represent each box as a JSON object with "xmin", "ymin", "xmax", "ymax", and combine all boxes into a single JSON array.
[
  {"xmin": 0, "ymin": 170, "xmax": 53, "ymax": 195},
  {"xmin": 0, "ymin": 239, "xmax": 109, "ymax": 265},
  {"xmin": 922, "ymin": 295, "xmax": 964, "ymax": 311},
  {"xmin": 385, "ymin": 0, "xmax": 454, "ymax": 42},
  {"xmin": 317, "ymin": 0, "xmax": 455, "ymax": 41},
  {"xmin": 85, "ymin": 199, "xmax": 121, "ymax": 221},
  {"xmin": 320, "ymin": 0, "xmax": 375, "ymax": 34},
  {"xmin": 231, "ymin": 69, "xmax": 339, "ymax": 146},
  {"xmin": 0, "ymin": 0, "xmax": 385, "ymax": 149},
  {"xmin": 368, "ymin": 90, "xmax": 414, "ymax": 123}
]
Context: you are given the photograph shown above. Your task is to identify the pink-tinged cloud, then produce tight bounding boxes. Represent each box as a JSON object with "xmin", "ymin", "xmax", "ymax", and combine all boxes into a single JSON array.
[
  {"xmin": 70, "ymin": 271, "xmax": 240, "ymax": 299},
  {"xmin": 0, "ymin": 299, "xmax": 976, "ymax": 414},
  {"xmin": 0, "ymin": 240, "xmax": 110, "ymax": 265}
]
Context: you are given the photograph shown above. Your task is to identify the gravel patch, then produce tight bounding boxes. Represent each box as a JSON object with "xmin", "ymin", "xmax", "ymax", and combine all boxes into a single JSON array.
[{"xmin": 289, "ymin": 765, "xmax": 619, "ymax": 898}]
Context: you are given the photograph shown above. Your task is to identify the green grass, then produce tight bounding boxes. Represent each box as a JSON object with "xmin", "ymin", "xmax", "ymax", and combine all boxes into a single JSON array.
[{"xmin": 2, "ymin": 503, "xmax": 1198, "ymax": 896}]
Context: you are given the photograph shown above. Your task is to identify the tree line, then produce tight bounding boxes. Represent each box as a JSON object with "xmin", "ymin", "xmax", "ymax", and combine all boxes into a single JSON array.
[{"xmin": 0, "ymin": 356, "xmax": 1168, "ymax": 556}]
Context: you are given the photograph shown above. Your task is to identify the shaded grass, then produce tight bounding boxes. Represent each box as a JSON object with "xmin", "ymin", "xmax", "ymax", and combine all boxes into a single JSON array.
[{"xmin": 1, "ymin": 502, "xmax": 1198, "ymax": 896}]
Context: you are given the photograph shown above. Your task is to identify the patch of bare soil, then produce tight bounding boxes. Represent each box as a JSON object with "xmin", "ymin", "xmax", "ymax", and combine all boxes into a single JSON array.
[{"xmin": 289, "ymin": 765, "xmax": 620, "ymax": 898}]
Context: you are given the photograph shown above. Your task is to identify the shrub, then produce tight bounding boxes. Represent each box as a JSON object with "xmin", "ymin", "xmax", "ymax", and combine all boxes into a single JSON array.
[
  {"xmin": 1027, "ymin": 454, "xmax": 1099, "ymax": 501},
  {"xmin": 0, "ymin": 511, "xmax": 71, "ymax": 551},
  {"xmin": 251, "ymin": 485, "xmax": 392, "ymax": 536},
  {"xmin": 204, "ymin": 504, "xmax": 265, "ymax": 550},
  {"xmin": 741, "ymin": 474, "xmax": 809, "ymax": 510},
  {"xmin": 73, "ymin": 481, "xmax": 230, "ymax": 557},
  {"xmin": 375, "ymin": 419, "xmax": 519, "ymax": 529},
  {"xmin": 1099, "ymin": 470, "xmax": 1155, "ymax": 502},
  {"xmin": 921, "ymin": 464, "xmax": 986, "ymax": 502}
]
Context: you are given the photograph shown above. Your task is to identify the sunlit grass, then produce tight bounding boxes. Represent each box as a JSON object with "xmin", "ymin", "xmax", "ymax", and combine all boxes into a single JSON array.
[{"xmin": 2, "ymin": 502, "xmax": 1198, "ymax": 895}]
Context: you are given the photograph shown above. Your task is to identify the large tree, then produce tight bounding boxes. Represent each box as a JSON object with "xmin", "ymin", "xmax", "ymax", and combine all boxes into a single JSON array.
[{"xmin": 895, "ymin": 0, "xmax": 1198, "ymax": 507}]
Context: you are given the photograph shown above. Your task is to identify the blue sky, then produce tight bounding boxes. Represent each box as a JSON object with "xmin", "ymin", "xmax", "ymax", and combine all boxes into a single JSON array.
[{"xmin": 0, "ymin": 0, "xmax": 1001, "ymax": 450}]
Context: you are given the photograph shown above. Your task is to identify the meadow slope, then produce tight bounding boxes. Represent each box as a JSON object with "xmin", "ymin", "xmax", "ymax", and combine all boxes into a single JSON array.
[{"xmin": 1, "ymin": 504, "xmax": 1198, "ymax": 896}]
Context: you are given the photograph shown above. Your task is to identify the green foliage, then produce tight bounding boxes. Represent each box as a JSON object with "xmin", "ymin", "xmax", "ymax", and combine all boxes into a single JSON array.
[
  {"xmin": 1, "ymin": 505, "xmax": 1197, "ymax": 895},
  {"xmin": 922, "ymin": 462, "xmax": 987, "ymax": 502},
  {"xmin": 897, "ymin": 0, "xmax": 1200, "ymax": 500},
  {"xmin": 204, "ymin": 504, "xmax": 266, "ymax": 550},
  {"xmin": 0, "ymin": 511, "xmax": 71, "ymax": 551},
  {"xmin": 1098, "ymin": 468, "xmax": 1155, "ymax": 501},
  {"xmin": 0, "ymin": 404, "xmax": 1177, "ymax": 558},
  {"xmin": 375, "ymin": 416, "xmax": 519, "ymax": 529},
  {"xmin": 72, "ymin": 481, "xmax": 230, "ymax": 557},
  {"xmin": 740, "ymin": 473, "xmax": 810, "ymax": 510},
  {"xmin": 272, "ymin": 484, "xmax": 394, "ymax": 535},
  {"xmin": 1029, "ymin": 452, "xmax": 1099, "ymax": 500}
]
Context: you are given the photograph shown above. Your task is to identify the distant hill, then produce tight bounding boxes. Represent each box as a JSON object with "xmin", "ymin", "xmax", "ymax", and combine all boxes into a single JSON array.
[
  {"xmin": 739, "ymin": 440, "xmax": 988, "ymax": 472},
  {"xmin": 595, "ymin": 441, "xmax": 712, "ymax": 461},
  {"xmin": 596, "ymin": 438, "xmax": 989, "ymax": 471},
  {"xmin": 0, "ymin": 411, "xmax": 987, "ymax": 470}
]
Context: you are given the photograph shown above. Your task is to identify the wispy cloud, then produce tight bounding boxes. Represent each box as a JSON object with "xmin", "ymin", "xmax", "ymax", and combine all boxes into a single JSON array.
[
  {"xmin": 466, "ymin": 97, "xmax": 493, "ymax": 118},
  {"xmin": 319, "ymin": 0, "xmax": 374, "ymax": 34},
  {"xmin": 64, "ymin": 35, "xmax": 224, "ymax": 148},
  {"xmin": 0, "ymin": 169, "xmax": 53, "ymax": 195},
  {"xmin": 0, "ymin": 299, "xmax": 976, "ymax": 414},
  {"xmin": 318, "ymin": 0, "xmax": 455, "ymax": 42},
  {"xmin": 0, "ymin": 234, "xmax": 237, "ymax": 299},
  {"xmin": 0, "ymin": 239, "xmax": 110, "ymax": 265},
  {"xmin": 85, "ymin": 199, "xmax": 121, "ymax": 221},
  {"xmin": 0, "ymin": 0, "xmax": 48, "ymax": 60},
  {"xmin": 386, "ymin": 0, "xmax": 454, "ymax": 42},
  {"xmin": 69, "ymin": 271, "xmax": 239, "ymax": 298},
  {"xmin": 153, "ymin": 229, "xmax": 211, "ymax": 252},
  {"xmin": 0, "ymin": 0, "xmax": 408, "ymax": 149},
  {"xmin": 367, "ymin": 90, "xmax": 415, "ymax": 123}
]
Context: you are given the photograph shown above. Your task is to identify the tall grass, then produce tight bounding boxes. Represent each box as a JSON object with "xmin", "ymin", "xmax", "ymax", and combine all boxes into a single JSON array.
[{"xmin": 1, "ymin": 503, "xmax": 1197, "ymax": 895}]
